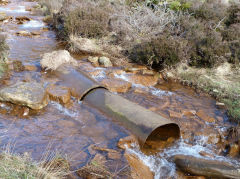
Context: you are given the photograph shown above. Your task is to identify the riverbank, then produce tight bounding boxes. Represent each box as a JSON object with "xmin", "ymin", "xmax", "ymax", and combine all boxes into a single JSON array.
[{"xmin": 37, "ymin": 0, "xmax": 240, "ymax": 121}]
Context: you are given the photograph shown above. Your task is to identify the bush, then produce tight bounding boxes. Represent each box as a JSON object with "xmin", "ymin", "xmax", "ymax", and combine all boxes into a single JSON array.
[
  {"xmin": 225, "ymin": 3, "xmax": 240, "ymax": 26},
  {"xmin": 63, "ymin": 1, "xmax": 112, "ymax": 39},
  {"xmin": 128, "ymin": 35, "xmax": 186, "ymax": 69},
  {"xmin": 189, "ymin": 31, "xmax": 230, "ymax": 67}
]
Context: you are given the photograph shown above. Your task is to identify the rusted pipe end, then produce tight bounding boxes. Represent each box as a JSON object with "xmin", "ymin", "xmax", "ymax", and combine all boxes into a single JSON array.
[{"xmin": 141, "ymin": 123, "xmax": 180, "ymax": 149}]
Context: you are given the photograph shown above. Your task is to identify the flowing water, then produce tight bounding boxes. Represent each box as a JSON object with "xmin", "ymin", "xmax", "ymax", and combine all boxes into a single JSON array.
[{"xmin": 0, "ymin": 0, "xmax": 239, "ymax": 178}]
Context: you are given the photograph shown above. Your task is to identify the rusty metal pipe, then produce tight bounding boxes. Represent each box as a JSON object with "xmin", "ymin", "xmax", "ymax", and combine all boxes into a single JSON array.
[{"xmin": 54, "ymin": 65, "xmax": 180, "ymax": 147}]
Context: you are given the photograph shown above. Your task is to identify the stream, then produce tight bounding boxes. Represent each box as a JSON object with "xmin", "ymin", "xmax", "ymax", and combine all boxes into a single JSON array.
[{"xmin": 0, "ymin": 0, "xmax": 239, "ymax": 178}]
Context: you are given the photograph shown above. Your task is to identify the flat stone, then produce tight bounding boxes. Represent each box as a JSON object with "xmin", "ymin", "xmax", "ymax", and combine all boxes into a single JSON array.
[
  {"xmin": 182, "ymin": 110, "xmax": 196, "ymax": 117},
  {"xmin": 128, "ymin": 74, "xmax": 158, "ymax": 87},
  {"xmin": 142, "ymin": 69, "xmax": 155, "ymax": 75},
  {"xmin": 47, "ymin": 85, "xmax": 71, "ymax": 104},
  {"xmin": 0, "ymin": 82, "xmax": 48, "ymax": 110},
  {"xmin": 16, "ymin": 31, "xmax": 31, "ymax": 37},
  {"xmin": 31, "ymin": 31, "xmax": 41, "ymax": 36},
  {"xmin": 101, "ymin": 78, "xmax": 132, "ymax": 93}
]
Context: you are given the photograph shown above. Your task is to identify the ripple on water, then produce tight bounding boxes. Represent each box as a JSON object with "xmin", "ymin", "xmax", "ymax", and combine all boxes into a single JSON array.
[{"xmin": 51, "ymin": 101, "xmax": 78, "ymax": 118}]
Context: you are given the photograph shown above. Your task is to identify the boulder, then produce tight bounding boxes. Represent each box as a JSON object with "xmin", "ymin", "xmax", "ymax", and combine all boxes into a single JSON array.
[
  {"xmin": 124, "ymin": 152, "xmax": 154, "ymax": 179},
  {"xmin": 88, "ymin": 56, "xmax": 99, "ymax": 66},
  {"xmin": 99, "ymin": 56, "xmax": 112, "ymax": 67},
  {"xmin": 174, "ymin": 155, "xmax": 240, "ymax": 179},
  {"xmin": 41, "ymin": 50, "xmax": 77, "ymax": 70},
  {"xmin": 69, "ymin": 36, "xmax": 102, "ymax": 54},
  {"xmin": 0, "ymin": 82, "xmax": 48, "ymax": 110},
  {"xmin": 101, "ymin": 78, "xmax": 132, "ymax": 93}
]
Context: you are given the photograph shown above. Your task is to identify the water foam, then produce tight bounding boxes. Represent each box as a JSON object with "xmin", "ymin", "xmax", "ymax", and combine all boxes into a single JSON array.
[
  {"xmin": 51, "ymin": 102, "xmax": 78, "ymax": 118},
  {"xmin": 0, "ymin": 6, "xmax": 27, "ymax": 13},
  {"xmin": 21, "ymin": 20, "xmax": 45, "ymax": 29},
  {"xmin": 128, "ymin": 137, "xmax": 240, "ymax": 179},
  {"xmin": 114, "ymin": 73, "xmax": 173, "ymax": 97}
]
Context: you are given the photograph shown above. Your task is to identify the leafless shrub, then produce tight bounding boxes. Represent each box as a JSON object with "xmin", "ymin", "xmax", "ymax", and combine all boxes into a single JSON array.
[
  {"xmin": 39, "ymin": 0, "xmax": 65, "ymax": 14},
  {"xmin": 111, "ymin": 2, "xmax": 180, "ymax": 45}
]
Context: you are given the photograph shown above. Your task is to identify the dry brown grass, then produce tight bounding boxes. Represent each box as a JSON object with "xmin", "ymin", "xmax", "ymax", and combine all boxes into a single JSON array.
[{"xmin": 0, "ymin": 150, "xmax": 68, "ymax": 179}]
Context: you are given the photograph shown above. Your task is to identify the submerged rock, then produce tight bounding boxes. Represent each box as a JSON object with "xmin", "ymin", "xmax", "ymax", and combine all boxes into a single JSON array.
[
  {"xmin": 174, "ymin": 155, "xmax": 240, "ymax": 179},
  {"xmin": 125, "ymin": 152, "xmax": 154, "ymax": 179},
  {"xmin": 117, "ymin": 135, "xmax": 137, "ymax": 150},
  {"xmin": 101, "ymin": 78, "xmax": 132, "ymax": 93},
  {"xmin": 0, "ymin": 82, "xmax": 48, "ymax": 110},
  {"xmin": 41, "ymin": 50, "xmax": 77, "ymax": 70},
  {"xmin": 128, "ymin": 74, "xmax": 158, "ymax": 87}
]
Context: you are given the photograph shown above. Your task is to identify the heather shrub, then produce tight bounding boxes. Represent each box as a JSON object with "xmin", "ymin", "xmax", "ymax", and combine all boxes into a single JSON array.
[
  {"xmin": 225, "ymin": 3, "xmax": 240, "ymax": 26},
  {"xmin": 63, "ymin": 1, "xmax": 112, "ymax": 39},
  {"xmin": 189, "ymin": 31, "xmax": 230, "ymax": 67},
  {"xmin": 128, "ymin": 35, "xmax": 186, "ymax": 69}
]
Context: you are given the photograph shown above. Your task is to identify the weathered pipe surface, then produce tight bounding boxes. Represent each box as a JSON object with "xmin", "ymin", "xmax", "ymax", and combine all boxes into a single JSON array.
[
  {"xmin": 53, "ymin": 65, "xmax": 104, "ymax": 99},
  {"xmin": 84, "ymin": 88, "xmax": 180, "ymax": 147},
  {"xmin": 174, "ymin": 155, "xmax": 240, "ymax": 179},
  {"xmin": 54, "ymin": 65, "xmax": 180, "ymax": 146}
]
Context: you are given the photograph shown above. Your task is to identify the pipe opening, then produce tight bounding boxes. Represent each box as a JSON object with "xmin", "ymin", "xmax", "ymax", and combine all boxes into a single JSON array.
[
  {"xmin": 142, "ymin": 124, "xmax": 180, "ymax": 152},
  {"xmin": 80, "ymin": 87, "xmax": 107, "ymax": 101}
]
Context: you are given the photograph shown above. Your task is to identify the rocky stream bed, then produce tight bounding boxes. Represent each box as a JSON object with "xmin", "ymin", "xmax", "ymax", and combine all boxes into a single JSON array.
[{"xmin": 0, "ymin": 0, "xmax": 239, "ymax": 178}]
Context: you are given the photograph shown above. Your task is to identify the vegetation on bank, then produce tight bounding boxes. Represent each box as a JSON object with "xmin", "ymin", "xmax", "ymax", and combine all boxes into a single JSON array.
[
  {"xmin": 38, "ymin": 0, "xmax": 240, "ymax": 121},
  {"xmin": 0, "ymin": 150, "xmax": 68, "ymax": 179},
  {"xmin": 0, "ymin": 34, "xmax": 9, "ymax": 78}
]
